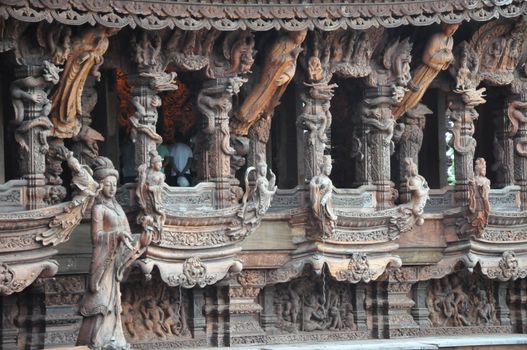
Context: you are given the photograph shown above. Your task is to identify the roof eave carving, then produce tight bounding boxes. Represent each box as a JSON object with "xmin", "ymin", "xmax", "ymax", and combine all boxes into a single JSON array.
[{"xmin": 0, "ymin": 0, "xmax": 526, "ymax": 31}]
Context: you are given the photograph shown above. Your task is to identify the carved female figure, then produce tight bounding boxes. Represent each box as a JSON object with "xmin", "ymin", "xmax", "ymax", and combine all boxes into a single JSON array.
[
  {"xmin": 136, "ymin": 151, "xmax": 166, "ymax": 242},
  {"xmin": 404, "ymin": 158, "xmax": 430, "ymax": 225},
  {"xmin": 468, "ymin": 157, "xmax": 491, "ymax": 235},
  {"xmin": 77, "ymin": 157, "xmax": 135, "ymax": 350},
  {"xmin": 310, "ymin": 155, "xmax": 337, "ymax": 237},
  {"xmin": 234, "ymin": 30, "xmax": 307, "ymax": 135},
  {"xmin": 393, "ymin": 24, "xmax": 459, "ymax": 118}
]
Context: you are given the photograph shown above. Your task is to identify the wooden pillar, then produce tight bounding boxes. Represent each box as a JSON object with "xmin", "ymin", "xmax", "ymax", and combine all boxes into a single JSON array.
[
  {"xmin": 363, "ymin": 87, "xmax": 397, "ymax": 209},
  {"xmin": 196, "ymin": 78, "xmax": 239, "ymax": 208},
  {"xmin": 447, "ymin": 94, "xmax": 479, "ymax": 206}
]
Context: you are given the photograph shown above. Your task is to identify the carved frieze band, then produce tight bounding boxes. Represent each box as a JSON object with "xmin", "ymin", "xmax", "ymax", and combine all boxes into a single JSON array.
[{"xmin": 0, "ymin": 0, "xmax": 525, "ymax": 31}]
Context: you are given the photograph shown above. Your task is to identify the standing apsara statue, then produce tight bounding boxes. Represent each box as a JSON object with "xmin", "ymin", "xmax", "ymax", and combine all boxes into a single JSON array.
[
  {"xmin": 77, "ymin": 157, "xmax": 148, "ymax": 350},
  {"xmin": 136, "ymin": 151, "xmax": 166, "ymax": 243},
  {"xmin": 310, "ymin": 155, "xmax": 337, "ymax": 238},
  {"xmin": 468, "ymin": 157, "xmax": 491, "ymax": 235}
]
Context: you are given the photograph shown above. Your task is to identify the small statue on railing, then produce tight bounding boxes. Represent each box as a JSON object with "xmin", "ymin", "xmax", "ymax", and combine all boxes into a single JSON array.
[
  {"xmin": 239, "ymin": 159, "xmax": 277, "ymax": 227},
  {"xmin": 390, "ymin": 158, "xmax": 429, "ymax": 234},
  {"xmin": 456, "ymin": 157, "xmax": 491, "ymax": 238},
  {"xmin": 403, "ymin": 158, "xmax": 429, "ymax": 226},
  {"xmin": 310, "ymin": 155, "xmax": 337, "ymax": 238},
  {"xmin": 468, "ymin": 157, "xmax": 491, "ymax": 236},
  {"xmin": 77, "ymin": 157, "xmax": 150, "ymax": 350},
  {"xmin": 136, "ymin": 151, "xmax": 166, "ymax": 243}
]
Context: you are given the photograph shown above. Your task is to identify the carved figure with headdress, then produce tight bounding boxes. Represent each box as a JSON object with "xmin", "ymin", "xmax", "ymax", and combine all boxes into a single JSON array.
[{"xmin": 310, "ymin": 155, "xmax": 337, "ymax": 237}]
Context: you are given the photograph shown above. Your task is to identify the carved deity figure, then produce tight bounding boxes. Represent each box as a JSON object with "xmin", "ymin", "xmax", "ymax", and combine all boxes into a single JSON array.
[
  {"xmin": 136, "ymin": 151, "xmax": 166, "ymax": 243},
  {"xmin": 51, "ymin": 26, "xmax": 117, "ymax": 138},
  {"xmin": 310, "ymin": 155, "xmax": 337, "ymax": 237},
  {"xmin": 234, "ymin": 30, "xmax": 307, "ymax": 135},
  {"xmin": 77, "ymin": 157, "xmax": 145, "ymax": 350},
  {"xmin": 239, "ymin": 160, "xmax": 277, "ymax": 226},
  {"xmin": 393, "ymin": 24, "xmax": 459, "ymax": 118},
  {"xmin": 467, "ymin": 157, "xmax": 491, "ymax": 236},
  {"xmin": 404, "ymin": 158, "xmax": 429, "ymax": 225}
]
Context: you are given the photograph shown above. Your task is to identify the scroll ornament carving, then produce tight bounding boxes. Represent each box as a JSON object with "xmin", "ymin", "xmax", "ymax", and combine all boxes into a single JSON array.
[
  {"xmin": 129, "ymin": 95, "xmax": 163, "ymax": 145},
  {"xmin": 10, "ymin": 60, "xmax": 61, "ymax": 158},
  {"xmin": 233, "ymin": 30, "xmax": 307, "ymax": 136},
  {"xmin": 37, "ymin": 152, "xmax": 101, "ymax": 246},
  {"xmin": 398, "ymin": 103, "xmax": 432, "ymax": 166},
  {"xmin": 486, "ymin": 251, "xmax": 527, "ymax": 281},
  {"xmin": 236, "ymin": 160, "xmax": 277, "ymax": 231},
  {"xmin": 447, "ymin": 104, "xmax": 478, "ymax": 156},
  {"xmin": 309, "ymin": 155, "xmax": 337, "ymax": 239},
  {"xmin": 361, "ymin": 97, "xmax": 398, "ymax": 154},
  {"xmin": 77, "ymin": 157, "xmax": 151, "ymax": 350},
  {"xmin": 167, "ymin": 257, "xmax": 216, "ymax": 288},
  {"xmin": 0, "ymin": 263, "xmax": 24, "ymax": 295},
  {"xmin": 337, "ymin": 253, "xmax": 375, "ymax": 283},
  {"xmin": 390, "ymin": 158, "xmax": 430, "ymax": 232},
  {"xmin": 367, "ymin": 37, "xmax": 413, "ymax": 102},
  {"xmin": 507, "ymin": 99, "xmax": 527, "ymax": 158},
  {"xmin": 457, "ymin": 158, "xmax": 491, "ymax": 238},
  {"xmin": 306, "ymin": 28, "xmax": 384, "ymax": 80},
  {"xmin": 50, "ymin": 26, "xmax": 118, "ymax": 139}
]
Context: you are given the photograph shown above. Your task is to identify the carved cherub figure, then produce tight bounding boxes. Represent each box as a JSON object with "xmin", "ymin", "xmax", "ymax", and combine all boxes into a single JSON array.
[{"xmin": 310, "ymin": 155, "xmax": 337, "ymax": 238}]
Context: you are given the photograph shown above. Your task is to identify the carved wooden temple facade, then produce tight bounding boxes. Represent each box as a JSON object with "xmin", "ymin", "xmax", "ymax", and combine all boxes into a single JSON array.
[{"xmin": 1, "ymin": 0, "xmax": 527, "ymax": 349}]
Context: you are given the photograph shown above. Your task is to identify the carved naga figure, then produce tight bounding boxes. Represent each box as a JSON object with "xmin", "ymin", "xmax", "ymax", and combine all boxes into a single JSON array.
[
  {"xmin": 77, "ymin": 157, "xmax": 149, "ymax": 350},
  {"xmin": 50, "ymin": 26, "xmax": 117, "ymax": 139},
  {"xmin": 310, "ymin": 155, "xmax": 337, "ymax": 238},
  {"xmin": 136, "ymin": 151, "xmax": 166, "ymax": 243},
  {"xmin": 233, "ymin": 30, "xmax": 307, "ymax": 135}
]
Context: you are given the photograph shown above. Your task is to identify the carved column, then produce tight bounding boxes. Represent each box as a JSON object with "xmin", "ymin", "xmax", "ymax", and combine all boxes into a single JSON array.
[
  {"xmin": 0, "ymin": 295, "xmax": 19, "ymax": 350},
  {"xmin": 494, "ymin": 280, "xmax": 511, "ymax": 326},
  {"xmin": 362, "ymin": 88, "xmax": 397, "ymax": 209},
  {"xmin": 386, "ymin": 280, "xmax": 418, "ymax": 338},
  {"xmin": 260, "ymin": 285, "xmax": 277, "ymax": 331},
  {"xmin": 197, "ymin": 77, "xmax": 244, "ymax": 208},
  {"xmin": 352, "ymin": 120, "xmax": 371, "ymax": 187},
  {"xmin": 190, "ymin": 288, "xmax": 206, "ymax": 338},
  {"xmin": 397, "ymin": 104, "xmax": 431, "ymax": 203},
  {"xmin": 129, "ymin": 76, "xmax": 166, "ymax": 171},
  {"xmin": 12, "ymin": 65, "xmax": 57, "ymax": 209},
  {"xmin": 509, "ymin": 92, "xmax": 527, "ymax": 209},
  {"xmin": 447, "ymin": 94, "xmax": 480, "ymax": 206},
  {"xmin": 353, "ymin": 283, "xmax": 368, "ymax": 331},
  {"xmin": 491, "ymin": 100, "xmax": 514, "ymax": 188},
  {"xmin": 226, "ymin": 286, "xmax": 264, "ymax": 345},
  {"xmin": 411, "ymin": 280, "xmax": 431, "ymax": 328}
]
